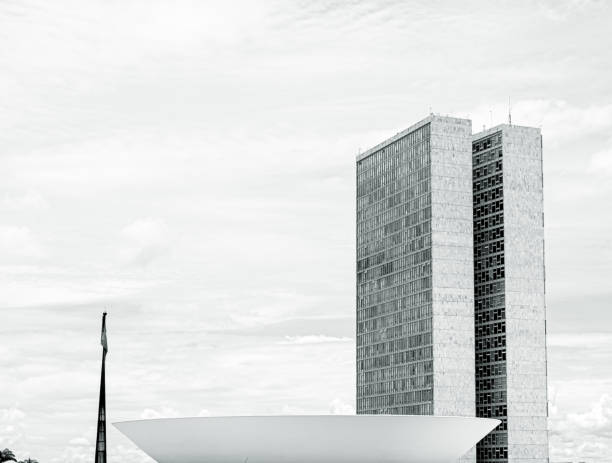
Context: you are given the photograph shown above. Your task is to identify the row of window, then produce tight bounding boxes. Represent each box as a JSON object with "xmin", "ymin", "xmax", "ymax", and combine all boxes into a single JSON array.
[
  {"xmin": 475, "ymin": 253, "xmax": 504, "ymax": 270},
  {"xmin": 357, "ymin": 208, "xmax": 431, "ymax": 246},
  {"xmin": 473, "ymin": 148, "xmax": 503, "ymax": 168},
  {"xmin": 357, "ymin": 332, "xmax": 432, "ymax": 354},
  {"xmin": 476, "ymin": 321, "xmax": 506, "ymax": 337},
  {"xmin": 477, "ymin": 404, "xmax": 507, "ymax": 418},
  {"xmin": 477, "ymin": 390, "xmax": 507, "ymax": 405},
  {"xmin": 357, "ymin": 320, "xmax": 433, "ymax": 354},
  {"xmin": 475, "ymin": 280, "xmax": 505, "ymax": 297},
  {"xmin": 473, "ymin": 158, "xmax": 503, "ymax": 179},
  {"xmin": 358, "ymin": 385, "xmax": 433, "ymax": 402},
  {"xmin": 474, "ymin": 239, "xmax": 504, "ymax": 258},
  {"xmin": 357, "ymin": 402, "xmax": 433, "ymax": 415},
  {"xmin": 357, "ymin": 276, "xmax": 432, "ymax": 308},
  {"xmin": 358, "ymin": 307, "xmax": 431, "ymax": 332},
  {"xmin": 475, "ymin": 295, "xmax": 505, "ymax": 312},
  {"xmin": 357, "ymin": 347, "xmax": 433, "ymax": 384},
  {"xmin": 474, "ymin": 212, "xmax": 504, "ymax": 233},
  {"xmin": 478, "ymin": 426, "xmax": 508, "ymax": 446},
  {"xmin": 357, "ymin": 232, "xmax": 430, "ymax": 260},
  {"xmin": 357, "ymin": 166, "xmax": 431, "ymax": 198},
  {"xmin": 476, "ymin": 335, "xmax": 506, "ymax": 351},
  {"xmin": 474, "ymin": 172, "xmax": 503, "ymax": 193},
  {"xmin": 358, "ymin": 247, "xmax": 431, "ymax": 272},
  {"xmin": 473, "ymin": 134, "xmax": 502, "ymax": 153},
  {"xmin": 357, "ymin": 124, "xmax": 430, "ymax": 172},
  {"xmin": 476, "ymin": 376, "xmax": 507, "ymax": 391},
  {"xmin": 359, "ymin": 187, "xmax": 430, "ymax": 221},
  {"xmin": 474, "ymin": 225, "xmax": 504, "ymax": 245},
  {"xmin": 474, "ymin": 198, "xmax": 504, "ymax": 219},
  {"xmin": 358, "ymin": 269, "xmax": 432, "ymax": 296},
  {"xmin": 476, "ymin": 349, "xmax": 506, "ymax": 365},
  {"xmin": 475, "ymin": 266, "xmax": 505, "ymax": 284},
  {"xmin": 474, "ymin": 186, "xmax": 504, "ymax": 206},
  {"xmin": 357, "ymin": 347, "xmax": 434, "ymax": 371},
  {"xmin": 475, "ymin": 307, "xmax": 505, "ymax": 324},
  {"xmin": 357, "ymin": 199, "xmax": 431, "ymax": 235},
  {"xmin": 357, "ymin": 191, "xmax": 431, "ymax": 225},
  {"xmin": 357, "ymin": 149, "xmax": 430, "ymax": 192},
  {"xmin": 358, "ymin": 261, "xmax": 430, "ymax": 286},
  {"xmin": 357, "ymin": 139, "xmax": 429, "ymax": 176},
  {"xmin": 476, "ymin": 363, "xmax": 507, "ymax": 379},
  {"xmin": 357, "ymin": 176, "xmax": 430, "ymax": 211},
  {"xmin": 357, "ymin": 380, "xmax": 433, "ymax": 408},
  {"xmin": 357, "ymin": 298, "xmax": 432, "ymax": 323}
]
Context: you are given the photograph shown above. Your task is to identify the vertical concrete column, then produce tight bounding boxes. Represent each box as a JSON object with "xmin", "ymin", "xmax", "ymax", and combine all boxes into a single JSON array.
[
  {"xmin": 502, "ymin": 126, "xmax": 549, "ymax": 463},
  {"xmin": 429, "ymin": 117, "xmax": 476, "ymax": 416}
]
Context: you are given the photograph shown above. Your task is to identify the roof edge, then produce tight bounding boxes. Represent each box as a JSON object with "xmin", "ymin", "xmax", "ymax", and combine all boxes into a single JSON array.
[{"xmin": 356, "ymin": 115, "xmax": 470, "ymax": 162}]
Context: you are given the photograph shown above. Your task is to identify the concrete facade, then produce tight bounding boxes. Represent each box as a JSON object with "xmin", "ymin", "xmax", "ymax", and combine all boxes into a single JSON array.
[
  {"xmin": 356, "ymin": 116, "xmax": 548, "ymax": 463},
  {"xmin": 501, "ymin": 125, "xmax": 548, "ymax": 463},
  {"xmin": 472, "ymin": 124, "xmax": 548, "ymax": 463},
  {"xmin": 429, "ymin": 118, "xmax": 475, "ymax": 419},
  {"xmin": 356, "ymin": 116, "xmax": 475, "ymax": 459}
]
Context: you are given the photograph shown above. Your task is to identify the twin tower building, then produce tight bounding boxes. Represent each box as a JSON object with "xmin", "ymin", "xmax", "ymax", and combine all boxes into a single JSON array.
[{"xmin": 355, "ymin": 115, "xmax": 548, "ymax": 463}]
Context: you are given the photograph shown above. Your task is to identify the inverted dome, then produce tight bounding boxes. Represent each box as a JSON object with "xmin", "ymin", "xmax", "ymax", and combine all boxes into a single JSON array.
[{"xmin": 114, "ymin": 415, "xmax": 499, "ymax": 463}]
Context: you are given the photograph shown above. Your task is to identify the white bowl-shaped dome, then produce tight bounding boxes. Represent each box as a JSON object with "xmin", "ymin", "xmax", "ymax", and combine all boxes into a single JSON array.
[{"xmin": 114, "ymin": 415, "xmax": 499, "ymax": 463}]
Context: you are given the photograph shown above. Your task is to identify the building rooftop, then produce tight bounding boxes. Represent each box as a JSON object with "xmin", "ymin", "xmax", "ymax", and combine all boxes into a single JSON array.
[
  {"xmin": 356, "ymin": 114, "xmax": 470, "ymax": 162},
  {"xmin": 472, "ymin": 123, "xmax": 541, "ymax": 141}
]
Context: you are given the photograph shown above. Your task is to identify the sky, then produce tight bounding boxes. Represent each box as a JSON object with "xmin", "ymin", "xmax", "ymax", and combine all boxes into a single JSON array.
[{"xmin": 1, "ymin": 0, "xmax": 611, "ymax": 462}]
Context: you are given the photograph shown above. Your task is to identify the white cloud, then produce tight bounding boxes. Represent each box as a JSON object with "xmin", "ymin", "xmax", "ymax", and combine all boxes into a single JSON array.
[
  {"xmin": 0, "ymin": 225, "xmax": 44, "ymax": 260},
  {"xmin": 589, "ymin": 145, "xmax": 612, "ymax": 175},
  {"xmin": 139, "ymin": 407, "xmax": 180, "ymax": 420},
  {"xmin": 120, "ymin": 218, "xmax": 169, "ymax": 267},
  {"xmin": 0, "ymin": 191, "xmax": 48, "ymax": 211},
  {"xmin": 280, "ymin": 335, "xmax": 352, "ymax": 345},
  {"xmin": 469, "ymin": 99, "xmax": 612, "ymax": 145},
  {"xmin": 538, "ymin": 0, "xmax": 605, "ymax": 21},
  {"xmin": 548, "ymin": 333, "xmax": 612, "ymax": 348},
  {"xmin": 329, "ymin": 398, "xmax": 354, "ymax": 415},
  {"xmin": 0, "ymin": 406, "xmax": 27, "ymax": 450},
  {"xmin": 279, "ymin": 404, "xmax": 316, "ymax": 415},
  {"xmin": 0, "ymin": 406, "xmax": 26, "ymax": 422},
  {"xmin": 550, "ymin": 394, "xmax": 612, "ymax": 462},
  {"xmin": 566, "ymin": 394, "xmax": 612, "ymax": 434},
  {"xmin": 121, "ymin": 219, "xmax": 167, "ymax": 246},
  {"xmin": 0, "ymin": 1, "xmax": 611, "ymax": 462},
  {"xmin": 68, "ymin": 437, "xmax": 89, "ymax": 446}
]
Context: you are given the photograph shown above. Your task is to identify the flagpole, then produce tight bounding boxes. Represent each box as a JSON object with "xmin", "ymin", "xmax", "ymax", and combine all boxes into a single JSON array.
[{"xmin": 95, "ymin": 312, "xmax": 108, "ymax": 463}]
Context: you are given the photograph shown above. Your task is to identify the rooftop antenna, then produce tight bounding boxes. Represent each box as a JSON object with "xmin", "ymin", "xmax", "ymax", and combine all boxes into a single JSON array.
[
  {"xmin": 490, "ymin": 109, "xmax": 493, "ymax": 126},
  {"xmin": 429, "ymin": 105, "xmax": 433, "ymax": 115},
  {"xmin": 508, "ymin": 96, "xmax": 512, "ymax": 125}
]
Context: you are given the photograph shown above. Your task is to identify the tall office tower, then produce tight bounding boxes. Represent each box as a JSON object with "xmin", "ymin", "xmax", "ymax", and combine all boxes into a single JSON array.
[
  {"xmin": 472, "ymin": 125, "xmax": 548, "ymax": 463},
  {"xmin": 356, "ymin": 116, "xmax": 475, "ymax": 425}
]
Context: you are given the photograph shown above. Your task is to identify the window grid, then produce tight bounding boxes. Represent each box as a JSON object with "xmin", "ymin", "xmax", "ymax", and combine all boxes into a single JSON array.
[
  {"xmin": 473, "ymin": 132, "xmax": 508, "ymax": 463},
  {"xmin": 356, "ymin": 123, "xmax": 433, "ymax": 415}
]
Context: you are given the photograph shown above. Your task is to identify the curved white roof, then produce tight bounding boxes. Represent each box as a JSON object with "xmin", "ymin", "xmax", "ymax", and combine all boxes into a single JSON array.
[{"xmin": 114, "ymin": 415, "xmax": 499, "ymax": 463}]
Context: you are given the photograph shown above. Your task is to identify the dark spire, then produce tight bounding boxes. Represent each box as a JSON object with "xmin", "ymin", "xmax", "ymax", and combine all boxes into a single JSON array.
[{"xmin": 95, "ymin": 312, "xmax": 108, "ymax": 463}]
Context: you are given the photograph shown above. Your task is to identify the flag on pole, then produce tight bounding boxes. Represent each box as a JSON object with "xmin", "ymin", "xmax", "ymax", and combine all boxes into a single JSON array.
[
  {"xmin": 95, "ymin": 312, "xmax": 108, "ymax": 463},
  {"xmin": 101, "ymin": 312, "xmax": 108, "ymax": 354}
]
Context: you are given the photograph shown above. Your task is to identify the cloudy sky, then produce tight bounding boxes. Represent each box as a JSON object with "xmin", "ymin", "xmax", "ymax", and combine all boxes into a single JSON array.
[{"xmin": 1, "ymin": 1, "xmax": 611, "ymax": 462}]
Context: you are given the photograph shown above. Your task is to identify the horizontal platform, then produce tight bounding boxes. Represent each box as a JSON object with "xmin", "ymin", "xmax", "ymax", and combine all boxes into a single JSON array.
[{"xmin": 114, "ymin": 415, "xmax": 499, "ymax": 463}]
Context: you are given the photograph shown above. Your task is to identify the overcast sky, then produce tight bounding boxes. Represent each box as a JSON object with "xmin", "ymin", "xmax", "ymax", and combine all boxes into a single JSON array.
[{"xmin": 1, "ymin": 1, "xmax": 611, "ymax": 462}]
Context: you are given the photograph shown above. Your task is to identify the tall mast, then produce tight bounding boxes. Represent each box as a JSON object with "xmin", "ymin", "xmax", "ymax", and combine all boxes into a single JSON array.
[{"xmin": 95, "ymin": 312, "xmax": 108, "ymax": 463}]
